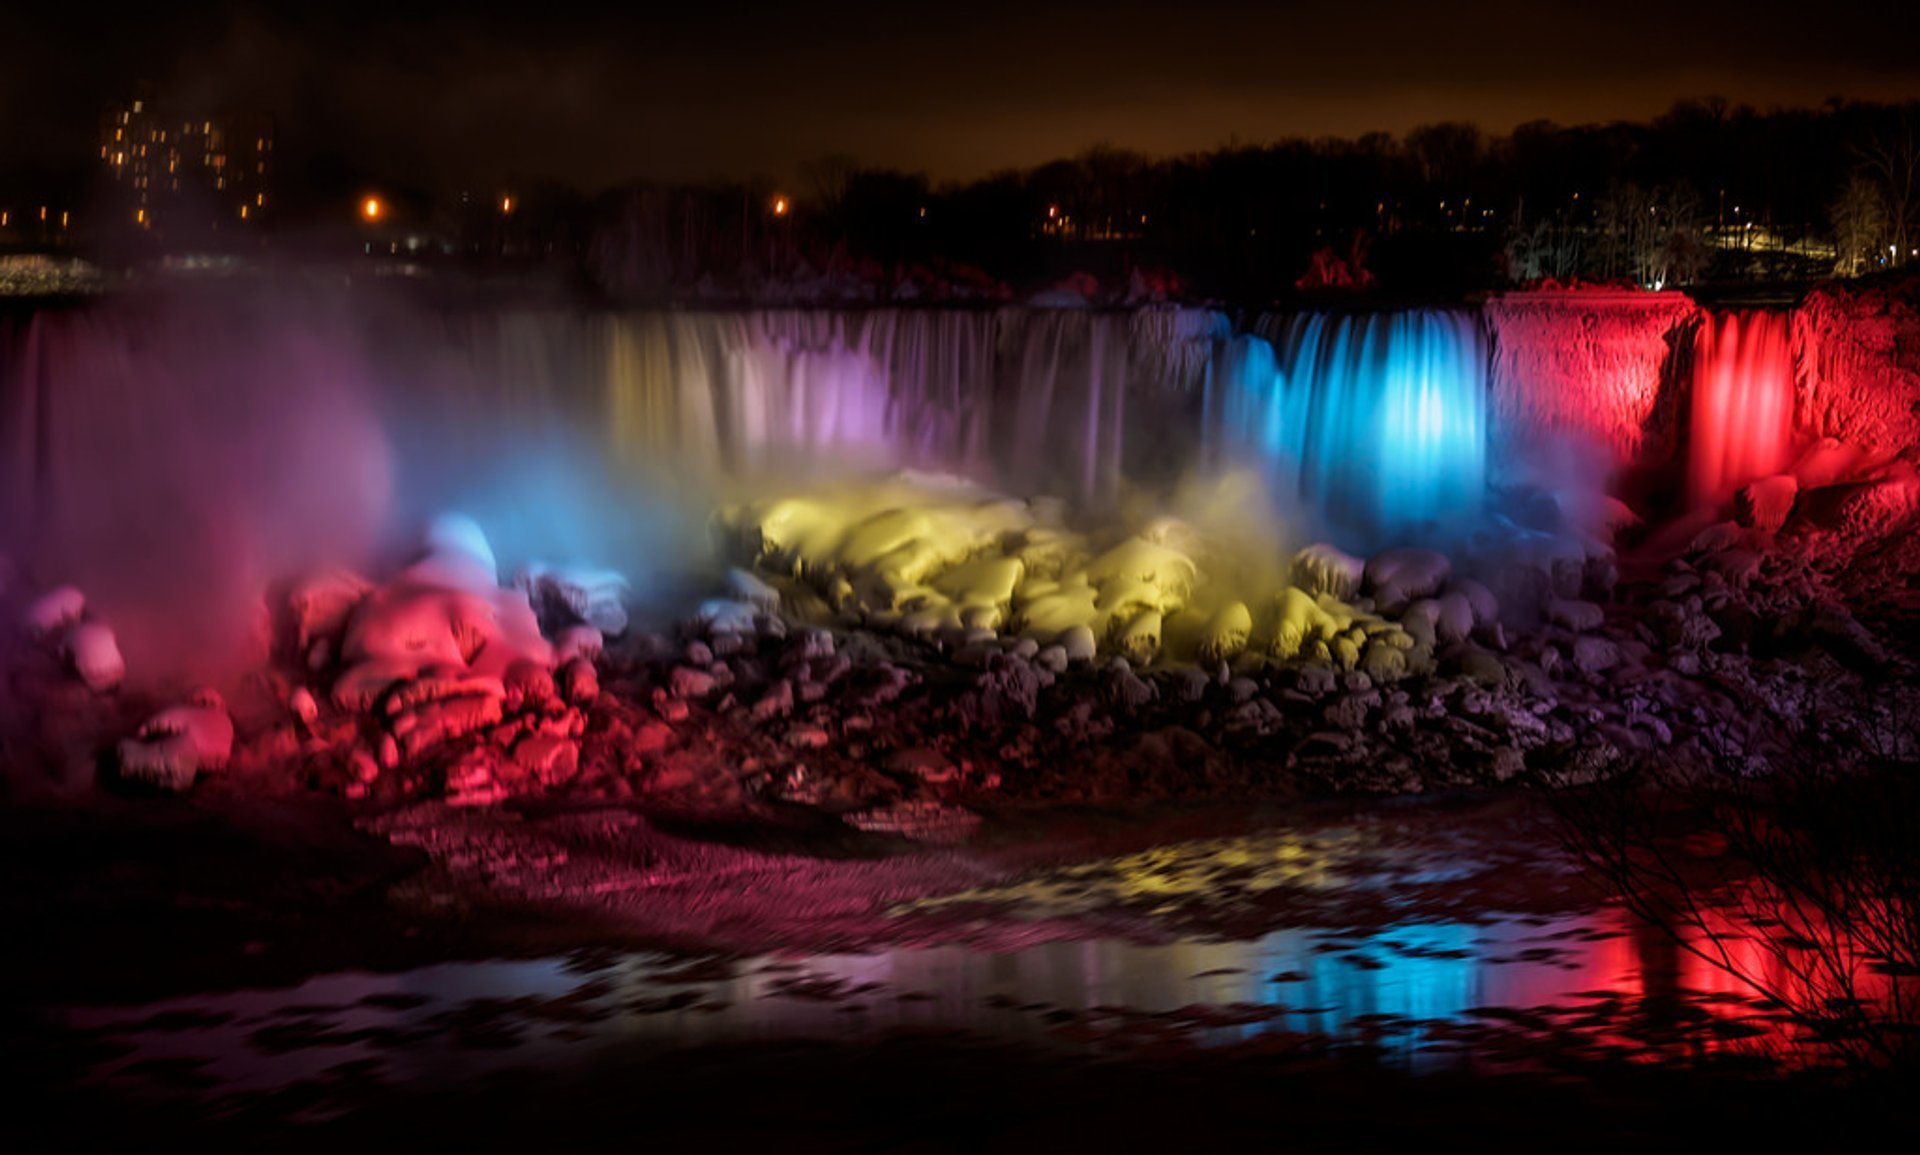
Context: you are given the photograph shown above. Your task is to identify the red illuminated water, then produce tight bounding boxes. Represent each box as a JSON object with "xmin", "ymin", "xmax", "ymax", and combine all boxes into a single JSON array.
[{"xmin": 1687, "ymin": 311, "xmax": 1796, "ymax": 506}]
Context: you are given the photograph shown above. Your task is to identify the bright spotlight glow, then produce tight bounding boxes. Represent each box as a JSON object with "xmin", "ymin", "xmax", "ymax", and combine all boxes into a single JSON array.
[
  {"xmin": 772, "ymin": 196, "xmax": 789, "ymax": 217},
  {"xmin": 361, "ymin": 196, "xmax": 384, "ymax": 222}
]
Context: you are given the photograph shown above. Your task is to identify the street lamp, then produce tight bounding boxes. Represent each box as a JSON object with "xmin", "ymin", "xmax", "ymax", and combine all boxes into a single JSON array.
[{"xmin": 361, "ymin": 195, "xmax": 385, "ymax": 222}]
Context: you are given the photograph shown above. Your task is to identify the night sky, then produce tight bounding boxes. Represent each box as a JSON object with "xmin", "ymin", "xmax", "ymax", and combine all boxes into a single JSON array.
[{"xmin": 4, "ymin": 0, "xmax": 1917, "ymax": 194}]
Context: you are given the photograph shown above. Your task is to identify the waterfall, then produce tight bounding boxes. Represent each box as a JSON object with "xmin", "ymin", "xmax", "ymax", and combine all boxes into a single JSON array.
[
  {"xmin": 1687, "ymin": 310, "xmax": 1795, "ymax": 506},
  {"xmin": 1213, "ymin": 310, "xmax": 1489, "ymax": 546}
]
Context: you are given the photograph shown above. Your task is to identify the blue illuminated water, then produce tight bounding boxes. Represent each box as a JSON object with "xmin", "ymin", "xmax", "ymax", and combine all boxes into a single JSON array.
[{"xmin": 1214, "ymin": 311, "xmax": 1489, "ymax": 547}]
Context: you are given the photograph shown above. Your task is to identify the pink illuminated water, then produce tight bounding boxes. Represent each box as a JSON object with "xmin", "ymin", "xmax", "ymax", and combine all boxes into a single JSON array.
[{"xmin": 1687, "ymin": 311, "xmax": 1796, "ymax": 506}]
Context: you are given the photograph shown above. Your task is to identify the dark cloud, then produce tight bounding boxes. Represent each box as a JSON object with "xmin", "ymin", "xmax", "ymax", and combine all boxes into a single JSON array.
[{"xmin": 4, "ymin": 0, "xmax": 1917, "ymax": 195}]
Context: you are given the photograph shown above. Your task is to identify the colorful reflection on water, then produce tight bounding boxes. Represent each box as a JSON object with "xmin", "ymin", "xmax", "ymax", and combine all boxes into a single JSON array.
[{"xmin": 64, "ymin": 896, "xmax": 1861, "ymax": 1109}]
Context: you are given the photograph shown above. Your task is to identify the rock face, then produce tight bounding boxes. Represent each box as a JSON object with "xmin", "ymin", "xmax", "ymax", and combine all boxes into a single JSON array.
[
  {"xmin": 1484, "ymin": 290, "xmax": 1701, "ymax": 460},
  {"xmin": 1795, "ymin": 278, "xmax": 1920, "ymax": 457}
]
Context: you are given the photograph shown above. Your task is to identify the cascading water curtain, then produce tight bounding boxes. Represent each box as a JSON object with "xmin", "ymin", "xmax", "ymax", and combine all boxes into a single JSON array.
[
  {"xmin": 1217, "ymin": 309, "xmax": 1488, "ymax": 547},
  {"xmin": 1686, "ymin": 310, "xmax": 1795, "ymax": 507}
]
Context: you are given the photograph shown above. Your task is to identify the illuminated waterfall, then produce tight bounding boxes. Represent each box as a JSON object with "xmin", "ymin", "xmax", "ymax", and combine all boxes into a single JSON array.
[
  {"xmin": 1686, "ymin": 310, "xmax": 1795, "ymax": 506},
  {"xmin": 1214, "ymin": 310, "xmax": 1489, "ymax": 545}
]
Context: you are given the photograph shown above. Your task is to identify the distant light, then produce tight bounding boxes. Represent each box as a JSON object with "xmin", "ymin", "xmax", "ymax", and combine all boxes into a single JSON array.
[
  {"xmin": 919, "ymin": 206, "xmax": 927, "ymax": 218},
  {"xmin": 501, "ymin": 195, "xmax": 514, "ymax": 214},
  {"xmin": 362, "ymin": 195, "xmax": 384, "ymax": 222},
  {"xmin": 772, "ymin": 195, "xmax": 789, "ymax": 217},
  {"xmin": 1047, "ymin": 205, "xmax": 1058, "ymax": 219}
]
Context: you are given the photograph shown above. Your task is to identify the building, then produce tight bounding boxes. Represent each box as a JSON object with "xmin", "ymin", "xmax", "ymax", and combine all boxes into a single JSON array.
[{"xmin": 100, "ymin": 94, "xmax": 273, "ymax": 237}]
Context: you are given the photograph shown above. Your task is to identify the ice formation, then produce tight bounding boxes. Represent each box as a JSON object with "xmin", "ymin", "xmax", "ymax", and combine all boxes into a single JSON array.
[
  {"xmin": 61, "ymin": 621, "xmax": 125, "ymax": 692},
  {"xmin": 118, "ymin": 691, "xmax": 234, "ymax": 792},
  {"xmin": 719, "ymin": 473, "xmax": 1488, "ymax": 681}
]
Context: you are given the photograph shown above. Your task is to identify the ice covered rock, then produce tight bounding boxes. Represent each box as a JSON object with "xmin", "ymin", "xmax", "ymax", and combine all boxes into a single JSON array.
[
  {"xmin": 382, "ymin": 668, "xmax": 507, "ymax": 760},
  {"xmin": 1430, "ymin": 591, "xmax": 1477, "ymax": 644},
  {"xmin": 691, "ymin": 598, "xmax": 760, "ymax": 638},
  {"xmin": 23, "ymin": 586, "xmax": 85, "ymax": 639},
  {"xmin": 289, "ymin": 686, "xmax": 320, "ymax": 725},
  {"xmin": 334, "ymin": 519, "xmax": 555, "ymax": 712},
  {"xmin": 1268, "ymin": 587, "xmax": 1338, "ymax": 660},
  {"xmin": 559, "ymin": 657, "xmax": 599, "ymax": 704},
  {"xmin": 1195, "ymin": 602, "xmax": 1253, "ymax": 666},
  {"xmin": 1447, "ymin": 579, "xmax": 1500, "ymax": 631},
  {"xmin": 1113, "ymin": 610, "xmax": 1163, "ymax": 667},
  {"xmin": 1364, "ymin": 549, "xmax": 1450, "ymax": 613},
  {"xmin": 724, "ymin": 566, "xmax": 783, "ymax": 614},
  {"xmin": 1291, "ymin": 544, "xmax": 1366, "ymax": 600},
  {"xmin": 1790, "ymin": 437, "xmax": 1871, "ymax": 490},
  {"xmin": 118, "ymin": 692, "xmax": 234, "ymax": 792},
  {"xmin": 519, "ymin": 562, "xmax": 632, "ymax": 636},
  {"xmin": 424, "ymin": 512, "xmax": 497, "ymax": 580},
  {"xmin": 554, "ymin": 624, "xmax": 603, "ymax": 665},
  {"xmin": 61, "ymin": 621, "xmax": 125, "ymax": 692},
  {"xmin": 1734, "ymin": 474, "xmax": 1799, "ymax": 533},
  {"xmin": 1057, "ymin": 624, "xmax": 1098, "ymax": 663},
  {"xmin": 283, "ymin": 568, "xmax": 374, "ymax": 660},
  {"xmin": 1016, "ymin": 580, "xmax": 1099, "ymax": 639},
  {"xmin": 1359, "ymin": 637, "xmax": 1409, "ymax": 682}
]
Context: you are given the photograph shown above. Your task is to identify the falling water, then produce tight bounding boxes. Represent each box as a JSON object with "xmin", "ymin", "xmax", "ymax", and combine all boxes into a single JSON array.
[
  {"xmin": 1687, "ymin": 310, "xmax": 1795, "ymax": 506},
  {"xmin": 1213, "ymin": 310, "xmax": 1489, "ymax": 546}
]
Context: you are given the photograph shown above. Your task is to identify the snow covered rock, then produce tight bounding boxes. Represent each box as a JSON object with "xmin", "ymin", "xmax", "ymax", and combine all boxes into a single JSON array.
[
  {"xmin": 1365, "ymin": 549, "xmax": 1451, "ymax": 613},
  {"xmin": 1291, "ymin": 544, "xmax": 1366, "ymax": 600},
  {"xmin": 518, "ymin": 561, "xmax": 632, "ymax": 636},
  {"xmin": 1195, "ymin": 602, "xmax": 1253, "ymax": 666},
  {"xmin": 23, "ymin": 586, "xmax": 85, "ymax": 640},
  {"xmin": 61, "ymin": 621, "xmax": 125, "ymax": 692},
  {"xmin": 118, "ymin": 692, "xmax": 234, "ymax": 792},
  {"xmin": 1734, "ymin": 474, "xmax": 1799, "ymax": 533}
]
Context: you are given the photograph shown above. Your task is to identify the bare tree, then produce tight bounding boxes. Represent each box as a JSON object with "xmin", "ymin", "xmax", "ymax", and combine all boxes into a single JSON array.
[
  {"xmin": 1831, "ymin": 172, "xmax": 1892, "ymax": 277},
  {"xmin": 1855, "ymin": 113, "xmax": 1919, "ymax": 267},
  {"xmin": 1549, "ymin": 680, "xmax": 1920, "ymax": 1072}
]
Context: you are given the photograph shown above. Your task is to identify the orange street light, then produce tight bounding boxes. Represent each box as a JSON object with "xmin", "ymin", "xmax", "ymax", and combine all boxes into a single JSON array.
[
  {"xmin": 771, "ymin": 195, "xmax": 789, "ymax": 217},
  {"xmin": 361, "ymin": 195, "xmax": 385, "ymax": 222}
]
